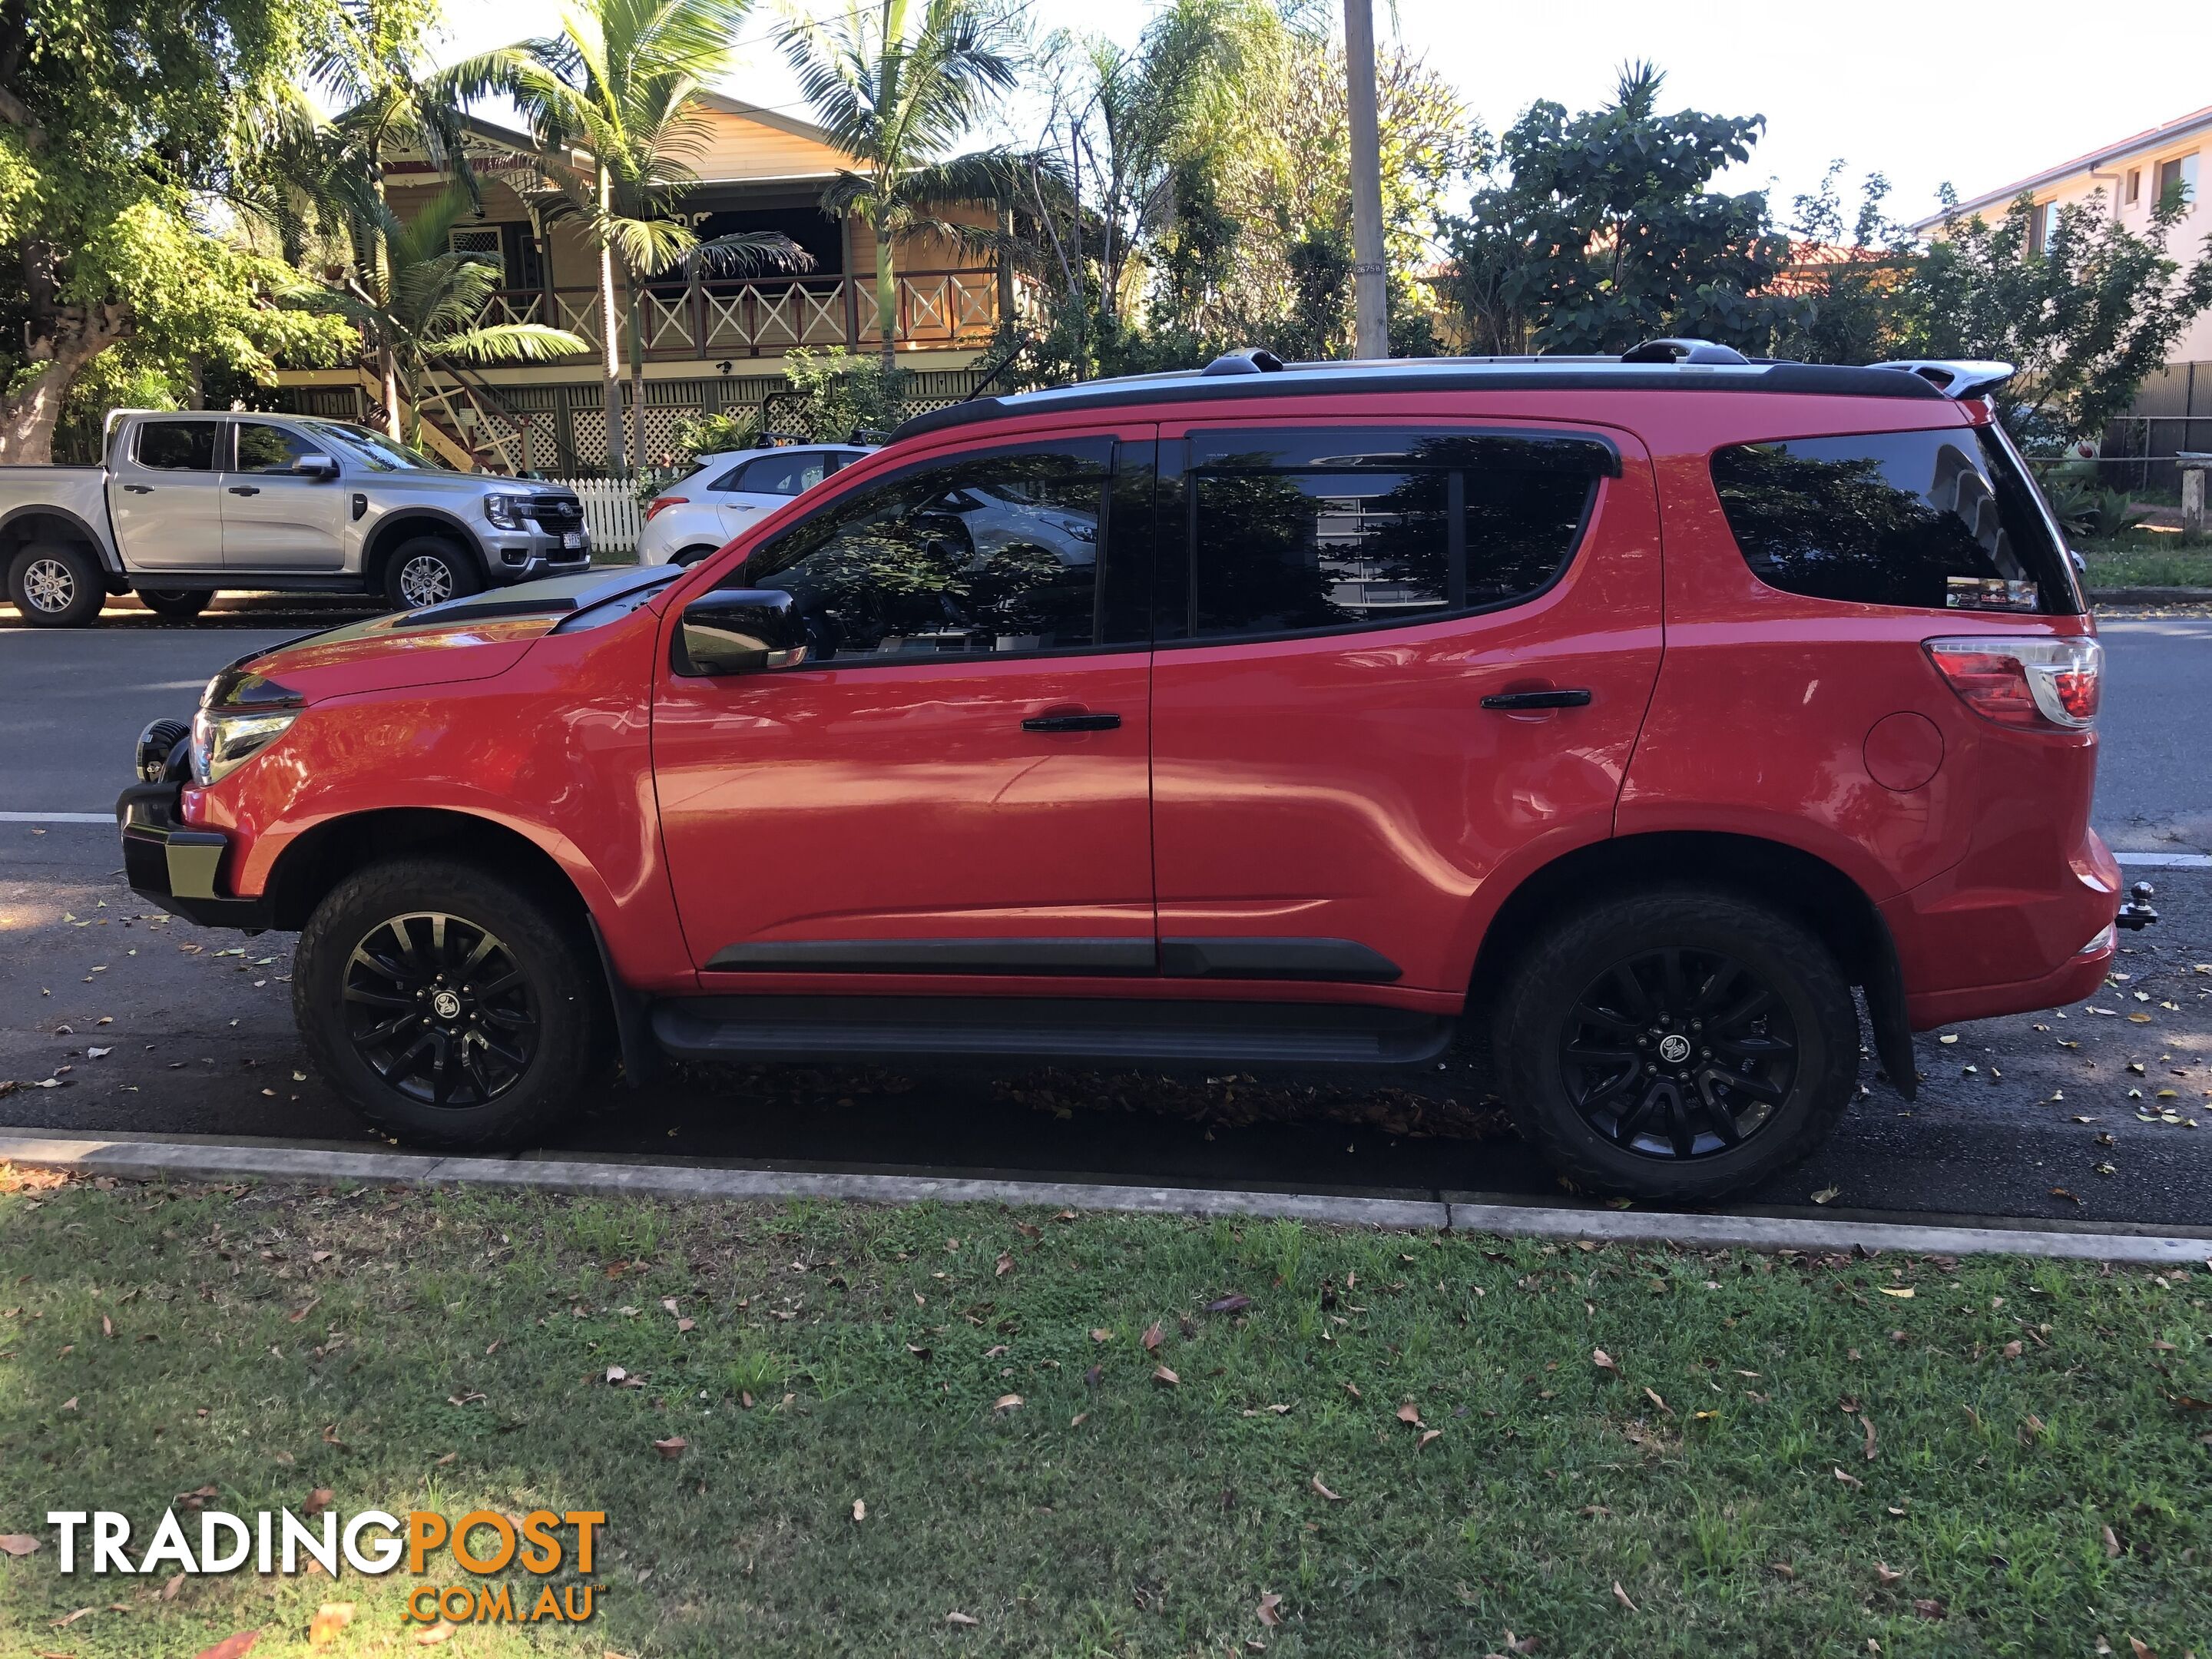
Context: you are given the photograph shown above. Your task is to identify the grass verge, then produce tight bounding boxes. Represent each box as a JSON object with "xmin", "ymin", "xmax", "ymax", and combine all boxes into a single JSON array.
[
  {"xmin": 0, "ymin": 1169, "xmax": 2207, "ymax": 1657},
  {"xmin": 2078, "ymin": 537, "xmax": 2212, "ymax": 591}
]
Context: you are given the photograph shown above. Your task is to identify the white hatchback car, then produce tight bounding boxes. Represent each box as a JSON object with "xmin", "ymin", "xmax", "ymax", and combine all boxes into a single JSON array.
[{"xmin": 637, "ymin": 444, "xmax": 873, "ymax": 565}]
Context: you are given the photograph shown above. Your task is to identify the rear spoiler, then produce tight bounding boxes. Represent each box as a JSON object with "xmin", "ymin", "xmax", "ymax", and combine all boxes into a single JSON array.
[{"xmin": 1870, "ymin": 360, "xmax": 2015, "ymax": 400}]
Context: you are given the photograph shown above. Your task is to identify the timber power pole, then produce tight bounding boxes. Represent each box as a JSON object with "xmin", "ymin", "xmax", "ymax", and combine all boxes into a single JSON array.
[{"xmin": 1343, "ymin": 0, "xmax": 1389, "ymax": 359}]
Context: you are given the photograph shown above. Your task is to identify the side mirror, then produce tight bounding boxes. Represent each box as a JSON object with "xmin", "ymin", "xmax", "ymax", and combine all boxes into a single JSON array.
[
  {"xmin": 675, "ymin": 588, "xmax": 810, "ymax": 677},
  {"xmin": 293, "ymin": 452, "xmax": 340, "ymax": 481}
]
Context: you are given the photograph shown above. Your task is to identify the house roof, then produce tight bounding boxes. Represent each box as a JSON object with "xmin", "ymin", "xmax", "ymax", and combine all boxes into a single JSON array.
[
  {"xmin": 380, "ymin": 97, "xmax": 859, "ymax": 184},
  {"xmin": 1910, "ymin": 102, "xmax": 2212, "ymax": 230}
]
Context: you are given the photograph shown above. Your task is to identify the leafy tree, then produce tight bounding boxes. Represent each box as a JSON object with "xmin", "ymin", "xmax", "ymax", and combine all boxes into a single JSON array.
[
  {"xmin": 322, "ymin": 189, "xmax": 588, "ymax": 449},
  {"xmin": 0, "ymin": 0, "xmax": 408, "ymax": 461},
  {"xmin": 1899, "ymin": 187, "xmax": 2212, "ymax": 445},
  {"xmin": 778, "ymin": 0, "xmax": 1019, "ymax": 370},
  {"xmin": 1764, "ymin": 163, "xmax": 1914, "ymax": 366},
  {"xmin": 448, "ymin": 0, "xmax": 810, "ymax": 475},
  {"xmin": 1444, "ymin": 62, "xmax": 1801, "ymax": 356}
]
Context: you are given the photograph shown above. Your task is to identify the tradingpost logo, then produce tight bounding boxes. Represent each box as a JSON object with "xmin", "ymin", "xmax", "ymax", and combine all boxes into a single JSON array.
[{"xmin": 43, "ymin": 1506, "xmax": 606, "ymax": 1625}]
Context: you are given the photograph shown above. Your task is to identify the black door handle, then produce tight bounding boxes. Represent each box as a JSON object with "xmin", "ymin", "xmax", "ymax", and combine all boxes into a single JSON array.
[
  {"xmin": 122, "ymin": 484, "xmax": 151, "ymax": 494},
  {"xmin": 1022, "ymin": 712, "xmax": 1121, "ymax": 733},
  {"xmin": 227, "ymin": 485, "xmax": 260, "ymax": 496},
  {"xmin": 1481, "ymin": 688, "xmax": 1592, "ymax": 710}
]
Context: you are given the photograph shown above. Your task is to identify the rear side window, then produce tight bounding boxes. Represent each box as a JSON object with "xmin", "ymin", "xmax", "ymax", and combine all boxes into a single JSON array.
[
  {"xmin": 1711, "ymin": 427, "xmax": 2081, "ymax": 614},
  {"xmin": 736, "ymin": 451, "xmax": 831, "ymax": 497},
  {"xmin": 136, "ymin": 421, "xmax": 220, "ymax": 472},
  {"xmin": 1181, "ymin": 429, "xmax": 1603, "ymax": 642}
]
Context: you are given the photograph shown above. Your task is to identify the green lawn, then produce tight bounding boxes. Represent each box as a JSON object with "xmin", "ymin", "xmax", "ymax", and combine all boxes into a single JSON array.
[
  {"xmin": 2077, "ymin": 536, "xmax": 2212, "ymax": 592},
  {"xmin": 0, "ymin": 1171, "xmax": 2207, "ymax": 1657}
]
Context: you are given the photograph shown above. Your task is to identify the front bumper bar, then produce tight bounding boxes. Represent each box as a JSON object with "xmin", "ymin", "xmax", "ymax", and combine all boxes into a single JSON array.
[{"xmin": 116, "ymin": 782, "xmax": 273, "ymax": 931}]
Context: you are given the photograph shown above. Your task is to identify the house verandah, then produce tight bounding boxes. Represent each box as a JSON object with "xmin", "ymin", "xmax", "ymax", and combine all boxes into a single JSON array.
[{"xmin": 268, "ymin": 95, "xmax": 1025, "ymax": 475}]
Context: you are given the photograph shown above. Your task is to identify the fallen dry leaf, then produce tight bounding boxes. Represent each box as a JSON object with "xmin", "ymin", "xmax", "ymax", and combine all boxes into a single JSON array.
[
  {"xmin": 1396, "ymin": 1401, "xmax": 1423, "ymax": 1426},
  {"xmin": 1644, "ymin": 1386, "xmax": 1671, "ymax": 1416},
  {"xmin": 194, "ymin": 1633, "xmax": 260, "ymax": 1659},
  {"xmin": 1417, "ymin": 1429, "xmax": 1442, "ymax": 1452},
  {"xmin": 1141, "ymin": 1322, "xmax": 1164, "ymax": 1353},
  {"xmin": 1833, "ymin": 1466, "xmax": 1863, "ymax": 1488},
  {"xmin": 2001, "ymin": 1341, "xmax": 2024, "ymax": 1360},
  {"xmin": 1207, "ymin": 1293, "xmax": 1252, "ymax": 1314},
  {"xmin": 2130, "ymin": 1637, "xmax": 2157, "ymax": 1659},
  {"xmin": 1877, "ymin": 1286, "xmax": 1914, "ymax": 1299},
  {"xmin": 1769, "ymin": 1561, "xmax": 1795, "ymax": 1581},
  {"xmin": 1612, "ymin": 1580, "xmax": 1637, "ymax": 1612},
  {"xmin": 1310, "ymin": 1475, "xmax": 1343, "ymax": 1502},
  {"xmin": 51, "ymin": 1608, "xmax": 93, "ymax": 1629},
  {"xmin": 1912, "ymin": 1598, "xmax": 1946, "ymax": 1621},
  {"xmin": 413, "ymin": 1620, "xmax": 455, "ymax": 1646},
  {"xmin": 945, "ymin": 1611, "xmax": 977, "ymax": 1627},
  {"xmin": 1257, "ymin": 1592, "xmax": 1283, "ymax": 1628},
  {"xmin": 1862, "ymin": 1416, "xmax": 1878, "ymax": 1461},
  {"xmin": 1152, "ymin": 1366, "xmax": 1180, "ymax": 1387},
  {"xmin": 308, "ymin": 1603, "xmax": 355, "ymax": 1647},
  {"xmin": 1089, "ymin": 1329, "xmax": 1112, "ymax": 1343},
  {"xmin": 992, "ymin": 1394, "xmax": 1024, "ymax": 1413},
  {"xmin": 1810, "ymin": 1186, "xmax": 1841, "ymax": 1205},
  {"xmin": 303, "ymin": 1488, "xmax": 333, "ymax": 1517},
  {"xmin": 1874, "ymin": 1562, "xmax": 1905, "ymax": 1586},
  {"xmin": 2104, "ymin": 1524, "xmax": 2122, "ymax": 1558},
  {"xmin": 852, "ymin": 1499, "xmax": 866, "ymax": 1523},
  {"xmin": 1591, "ymin": 1348, "xmax": 1618, "ymax": 1373},
  {"xmin": 995, "ymin": 1252, "xmax": 1013, "ymax": 1277},
  {"xmin": 0, "ymin": 1534, "xmax": 39, "ymax": 1556},
  {"xmin": 651, "ymin": 1437, "xmax": 687, "ymax": 1460}
]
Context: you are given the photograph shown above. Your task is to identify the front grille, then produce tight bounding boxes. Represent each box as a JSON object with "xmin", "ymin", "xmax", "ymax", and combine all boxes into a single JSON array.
[{"xmin": 525, "ymin": 495, "xmax": 585, "ymax": 534}]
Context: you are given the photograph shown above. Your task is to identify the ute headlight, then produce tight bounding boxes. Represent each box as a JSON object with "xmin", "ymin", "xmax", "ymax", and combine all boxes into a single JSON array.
[
  {"xmin": 485, "ymin": 492, "xmax": 530, "ymax": 531},
  {"xmin": 191, "ymin": 707, "xmax": 300, "ymax": 785}
]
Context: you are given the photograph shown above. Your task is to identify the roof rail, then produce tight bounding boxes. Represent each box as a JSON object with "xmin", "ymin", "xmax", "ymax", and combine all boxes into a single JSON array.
[
  {"xmin": 1620, "ymin": 338, "xmax": 1750, "ymax": 366},
  {"xmin": 1201, "ymin": 347, "xmax": 1286, "ymax": 376},
  {"xmin": 1869, "ymin": 359, "xmax": 2015, "ymax": 400}
]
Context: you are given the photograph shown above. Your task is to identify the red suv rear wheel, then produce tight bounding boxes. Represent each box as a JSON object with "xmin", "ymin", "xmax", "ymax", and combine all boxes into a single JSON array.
[{"xmin": 1491, "ymin": 887, "xmax": 1859, "ymax": 1202}]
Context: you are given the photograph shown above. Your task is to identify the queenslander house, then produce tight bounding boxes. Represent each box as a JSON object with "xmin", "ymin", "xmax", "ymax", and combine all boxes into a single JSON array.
[{"xmin": 271, "ymin": 97, "xmax": 1022, "ymax": 475}]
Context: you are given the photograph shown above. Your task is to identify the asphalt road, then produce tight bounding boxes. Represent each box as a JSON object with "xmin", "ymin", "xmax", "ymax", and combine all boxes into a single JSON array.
[{"xmin": 1, "ymin": 595, "xmax": 2207, "ymax": 1228}]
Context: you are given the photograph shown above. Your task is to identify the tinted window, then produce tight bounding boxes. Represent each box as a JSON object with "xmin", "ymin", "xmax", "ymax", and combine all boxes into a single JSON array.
[
  {"xmin": 137, "ymin": 421, "xmax": 220, "ymax": 472},
  {"xmin": 736, "ymin": 451, "xmax": 831, "ymax": 496},
  {"xmin": 1712, "ymin": 428, "xmax": 2081, "ymax": 614},
  {"xmin": 233, "ymin": 423, "xmax": 316, "ymax": 473},
  {"xmin": 1185, "ymin": 430, "xmax": 1601, "ymax": 641},
  {"xmin": 743, "ymin": 440, "xmax": 1112, "ymax": 661}
]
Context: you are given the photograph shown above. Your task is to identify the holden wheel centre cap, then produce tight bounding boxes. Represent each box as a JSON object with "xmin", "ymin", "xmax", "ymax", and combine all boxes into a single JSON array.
[
  {"xmin": 1657, "ymin": 1033, "xmax": 1691, "ymax": 1065},
  {"xmin": 432, "ymin": 990, "xmax": 463, "ymax": 1020}
]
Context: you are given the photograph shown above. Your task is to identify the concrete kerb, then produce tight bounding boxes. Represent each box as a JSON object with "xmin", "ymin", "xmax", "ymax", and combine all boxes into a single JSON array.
[{"xmin": 4, "ymin": 1133, "xmax": 2209, "ymax": 1263}]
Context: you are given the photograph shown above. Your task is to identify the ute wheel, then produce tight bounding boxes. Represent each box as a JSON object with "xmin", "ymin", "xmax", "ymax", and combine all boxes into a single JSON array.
[
  {"xmin": 294, "ymin": 857, "xmax": 609, "ymax": 1151},
  {"xmin": 382, "ymin": 536, "xmax": 482, "ymax": 612},
  {"xmin": 1490, "ymin": 886, "xmax": 1859, "ymax": 1203},
  {"xmin": 6, "ymin": 541, "xmax": 104, "ymax": 628},
  {"xmin": 137, "ymin": 588, "xmax": 213, "ymax": 619},
  {"xmin": 672, "ymin": 544, "xmax": 720, "ymax": 567}
]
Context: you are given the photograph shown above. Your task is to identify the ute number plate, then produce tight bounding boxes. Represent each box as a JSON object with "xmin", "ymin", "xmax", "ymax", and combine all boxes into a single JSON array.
[{"xmin": 561, "ymin": 531, "xmax": 584, "ymax": 550}]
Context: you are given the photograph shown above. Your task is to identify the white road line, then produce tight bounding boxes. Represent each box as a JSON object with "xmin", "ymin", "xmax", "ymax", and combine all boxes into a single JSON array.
[
  {"xmin": 0, "ymin": 1134, "xmax": 2206, "ymax": 1262},
  {"xmin": 2114, "ymin": 851, "xmax": 2212, "ymax": 869},
  {"xmin": 0, "ymin": 812, "xmax": 111, "ymax": 824}
]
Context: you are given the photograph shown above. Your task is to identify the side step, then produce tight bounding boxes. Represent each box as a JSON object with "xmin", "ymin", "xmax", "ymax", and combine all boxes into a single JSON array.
[{"xmin": 651, "ymin": 995, "xmax": 1456, "ymax": 1068}]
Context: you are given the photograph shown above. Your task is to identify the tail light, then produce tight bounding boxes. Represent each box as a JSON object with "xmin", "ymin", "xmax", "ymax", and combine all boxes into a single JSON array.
[
  {"xmin": 645, "ymin": 495, "xmax": 687, "ymax": 521},
  {"xmin": 1924, "ymin": 636, "xmax": 2101, "ymax": 730}
]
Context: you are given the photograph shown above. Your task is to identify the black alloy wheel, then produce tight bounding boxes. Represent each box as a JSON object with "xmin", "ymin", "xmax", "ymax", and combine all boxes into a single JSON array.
[
  {"xmin": 342, "ymin": 911, "xmax": 540, "ymax": 1108},
  {"xmin": 1556, "ymin": 947, "xmax": 1796, "ymax": 1160}
]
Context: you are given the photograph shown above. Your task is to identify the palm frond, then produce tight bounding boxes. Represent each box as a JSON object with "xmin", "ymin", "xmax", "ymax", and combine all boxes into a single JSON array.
[{"xmin": 430, "ymin": 323, "xmax": 594, "ymax": 363}]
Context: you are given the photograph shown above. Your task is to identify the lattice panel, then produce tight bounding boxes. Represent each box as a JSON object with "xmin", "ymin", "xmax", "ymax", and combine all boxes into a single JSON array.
[{"xmin": 567, "ymin": 406, "xmax": 609, "ymax": 469}]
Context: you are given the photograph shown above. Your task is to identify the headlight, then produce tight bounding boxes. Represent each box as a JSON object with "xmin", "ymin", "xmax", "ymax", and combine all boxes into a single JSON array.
[
  {"xmin": 191, "ymin": 707, "xmax": 300, "ymax": 785},
  {"xmin": 485, "ymin": 493, "xmax": 529, "ymax": 531}
]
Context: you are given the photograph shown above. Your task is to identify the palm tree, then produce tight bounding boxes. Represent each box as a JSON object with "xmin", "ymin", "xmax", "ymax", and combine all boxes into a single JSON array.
[
  {"xmin": 442, "ymin": 0, "xmax": 809, "ymax": 475},
  {"xmin": 779, "ymin": 0, "xmax": 1019, "ymax": 370},
  {"xmin": 325, "ymin": 189, "xmax": 590, "ymax": 451}
]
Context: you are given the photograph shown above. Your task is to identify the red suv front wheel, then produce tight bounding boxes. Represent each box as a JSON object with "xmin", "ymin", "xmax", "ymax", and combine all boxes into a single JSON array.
[{"xmin": 1491, "ymin": 887, "xmax": 1859, "ymax": 1202}]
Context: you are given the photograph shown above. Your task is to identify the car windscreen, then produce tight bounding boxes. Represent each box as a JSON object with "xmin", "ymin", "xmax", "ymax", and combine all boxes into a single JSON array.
[{"xmin": 317, "ymin": 423, "xmax": 449, "ymax": 473}]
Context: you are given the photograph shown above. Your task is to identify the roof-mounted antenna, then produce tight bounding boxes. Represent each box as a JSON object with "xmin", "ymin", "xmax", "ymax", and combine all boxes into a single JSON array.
[
  {"xmin": 1200, "ymin": 347, "xmax": 1286, "ymax": 376},
  {"xmin": 1620, "ymin": 338, "xmax": 1750, "ymax": 365}
]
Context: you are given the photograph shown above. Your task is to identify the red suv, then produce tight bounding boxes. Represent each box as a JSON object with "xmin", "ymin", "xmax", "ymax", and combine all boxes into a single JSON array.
[{"xmin": 116, "ymin": 343, "xmax": 2134, "ymax": 1201}]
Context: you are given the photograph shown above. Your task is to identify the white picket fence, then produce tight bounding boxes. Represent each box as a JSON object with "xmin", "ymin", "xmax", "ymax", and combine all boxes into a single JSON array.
[{"xmin": 547, "ymin": 478, "xmax": 647, "ymax": 556}]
